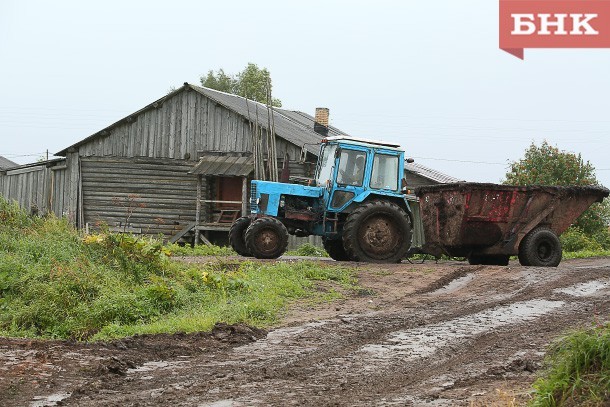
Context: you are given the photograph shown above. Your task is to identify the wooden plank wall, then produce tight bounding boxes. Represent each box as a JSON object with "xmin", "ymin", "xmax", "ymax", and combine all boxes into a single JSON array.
[
  {"xmin": 0, "ymin": 162, "xmax": 70, "ymax": 218},
  {"xmin": 78, "ymin": 91, "xmax": 254, "ymax": 159},
  {"xmin": 80, "ymin": 157, "xmax": 198, "ymax": 237},
  {"xmin": 76, "ymin": 90, "xmax": 309, "ymax": 177}
]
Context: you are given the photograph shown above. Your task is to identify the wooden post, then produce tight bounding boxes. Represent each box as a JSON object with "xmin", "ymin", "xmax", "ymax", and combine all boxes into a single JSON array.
[
  {"xmin": 195, "ymin": 174, "xmax": 202, "ymax": 245},
  {"xmin": 241, "ymin": 176, "xmax": 248, "ymax": 217}
]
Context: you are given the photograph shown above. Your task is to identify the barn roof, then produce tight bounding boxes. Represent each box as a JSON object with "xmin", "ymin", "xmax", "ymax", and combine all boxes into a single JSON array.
[
  {"xmin": 56, "ymin": 83, "xmax": 332, "ymax": 157},
  {"xmin": 0, "ymin": 156, "xmax": 18, "ymax": 171}
]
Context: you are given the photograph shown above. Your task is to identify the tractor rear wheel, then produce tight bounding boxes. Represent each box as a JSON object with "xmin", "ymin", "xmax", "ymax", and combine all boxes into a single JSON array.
[
  {"xmin": 343, "ymin": 200, "xmax": 412, "ymax": 263},
  {"xmin": 229, "ymin": 216, "xmax": 252, "ymax": 257},
  {"xmin": 518, "ymin": 227, "xmax": 562, "ymax": 267},
  {"xmin": 245, "ymin": 217, "xmax": 289, "ymax": 259},
  {"xmin": 323, "ymin": 237, "xmax": 351, "ymax": 261}
]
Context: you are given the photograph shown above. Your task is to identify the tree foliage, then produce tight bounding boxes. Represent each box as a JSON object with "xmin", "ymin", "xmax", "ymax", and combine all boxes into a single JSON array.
[
  {"xmin": 200, "ymin": 63, "xmax": 282, "ymax": 107},
  {"xmin": 504, "ymin": 141, "xmax": 610, "ymax": 235}
]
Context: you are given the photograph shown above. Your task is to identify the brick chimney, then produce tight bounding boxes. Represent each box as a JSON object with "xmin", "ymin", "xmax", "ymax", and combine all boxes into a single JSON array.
[{"xmin": 314, "ymin": 107, "xmax": 329, "ymax": 137}]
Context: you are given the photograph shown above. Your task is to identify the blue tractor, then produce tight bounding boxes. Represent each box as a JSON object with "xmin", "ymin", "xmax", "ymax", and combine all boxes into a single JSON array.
[{"xmin": 229, "ymin": 136, "xmax": 414, "ymax": 263}]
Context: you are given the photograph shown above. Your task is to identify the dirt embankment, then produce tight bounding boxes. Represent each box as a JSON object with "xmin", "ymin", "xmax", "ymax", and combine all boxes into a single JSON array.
[{"xmin": 1, "ymin": 257, "xmax": 609, "ymax": 406}]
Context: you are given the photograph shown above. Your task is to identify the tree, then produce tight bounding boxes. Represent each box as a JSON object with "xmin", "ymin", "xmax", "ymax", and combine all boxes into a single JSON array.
[
  {"xmin": 200, "ymin": 63, "xmax": 282, "ymax": 107},
  {"xmin": 504, "ymin": 141, "xmax": 610, "ymax": 236}
]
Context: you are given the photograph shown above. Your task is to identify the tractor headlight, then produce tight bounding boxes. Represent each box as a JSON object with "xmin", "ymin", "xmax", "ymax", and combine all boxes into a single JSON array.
[{"xmin": 279, "ymin": 195, "xmax": 285, "ymax": 208}]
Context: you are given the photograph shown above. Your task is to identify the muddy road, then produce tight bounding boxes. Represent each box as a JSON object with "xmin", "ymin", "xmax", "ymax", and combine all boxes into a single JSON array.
[{"xmin": 2, "ymin": 257, "xmax": 609, "ymax": 406}]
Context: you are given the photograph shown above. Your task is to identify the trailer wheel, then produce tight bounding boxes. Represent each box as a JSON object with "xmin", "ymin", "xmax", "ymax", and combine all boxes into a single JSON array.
[
  {"xmin": 323, "ymin": 238, "xmax": 350, "ymax": 261},
  {"xmin": 245, "ymin": 217, "xmax": 289, "ymax": 259},
  {"xmin": 468, "ymin": 255, "xmax": 510, "ymax": 266},
  {"xmin": 343, "ymin": 200, "xmax": 412, "ymax": 263},
  {"xmin": 229, "ymin": 217, "xmax": 252, "ymax": 257},
  {"xmin": 518, "ymin": 227, "xmax": 562, "ymax": 267}
]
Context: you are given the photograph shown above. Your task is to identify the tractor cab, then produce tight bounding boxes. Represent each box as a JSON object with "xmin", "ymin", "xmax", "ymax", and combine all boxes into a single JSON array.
[{"xmin": 315, "ymin": 136, "xmax": 406, "ymax": 213}]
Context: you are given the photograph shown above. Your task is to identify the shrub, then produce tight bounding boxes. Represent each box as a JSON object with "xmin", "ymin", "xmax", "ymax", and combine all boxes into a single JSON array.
[{"xmin": 560, "ymin": 227, "xmax": 602, "ymax": 252}]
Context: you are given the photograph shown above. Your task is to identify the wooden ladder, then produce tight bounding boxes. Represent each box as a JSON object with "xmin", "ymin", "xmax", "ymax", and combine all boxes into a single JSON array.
[{"xmin": 218, "ymin": 209, "xmax": 240, "ymax": 223}]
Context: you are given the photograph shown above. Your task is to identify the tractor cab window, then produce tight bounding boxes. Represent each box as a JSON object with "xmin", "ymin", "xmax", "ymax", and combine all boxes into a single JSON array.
[
  {"xmin": 336, "ymin": 149, "xmax": 366, "ymax": 186},
  {"xmin": 370, "ymin": 153, "xmax": 399, "ymax": 191},
  {"xmin": 316, "ymin": 144, "xmax": 336, "ymax": 186}
]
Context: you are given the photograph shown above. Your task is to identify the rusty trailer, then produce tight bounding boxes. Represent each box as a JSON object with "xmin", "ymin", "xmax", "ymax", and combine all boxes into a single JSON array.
[{"xmin": 415, "ymin": 183, "xmax": 610, "ymax": 266}]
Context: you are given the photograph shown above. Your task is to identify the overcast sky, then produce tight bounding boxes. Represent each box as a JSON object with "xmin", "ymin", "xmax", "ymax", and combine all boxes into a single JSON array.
[{"xmin": 1, "ymin": 0, "xmax": 609, "ymax": 187}]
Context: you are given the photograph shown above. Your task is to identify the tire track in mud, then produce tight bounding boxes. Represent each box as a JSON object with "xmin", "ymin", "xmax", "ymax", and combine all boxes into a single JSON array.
[{"xmin": 48, "ymin": 260, "xmax": 610, "ymax": 406}]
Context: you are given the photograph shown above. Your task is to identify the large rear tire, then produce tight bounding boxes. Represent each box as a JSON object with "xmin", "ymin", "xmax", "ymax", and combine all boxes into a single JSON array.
[
  {"xmin": 518, "ymin": 227, "xmax": 562, "ymax": 267},
  {"xmin": 323, "ymin": 237, "xmax": 350, "ymax": 261},
  {"xmin": 343, "ymin": 200, "xmax": 411, "ymax": 263},
  {"xmin": 245, "ymin": 217, "xmax": 289, "ymax": 259},
  {"xmin": 229, "ymin": 216, "xmax": 252, "ymax": 257}
]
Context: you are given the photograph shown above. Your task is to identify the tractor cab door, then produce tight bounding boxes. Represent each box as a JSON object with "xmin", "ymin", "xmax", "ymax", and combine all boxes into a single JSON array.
[{"xmin": 328, "ymin": 147, "xmax": 368, "ymax": 212}]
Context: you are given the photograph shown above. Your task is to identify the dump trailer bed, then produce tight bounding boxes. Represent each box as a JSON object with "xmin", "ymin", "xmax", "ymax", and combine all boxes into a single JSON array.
[{"xmin": 415, "ymin": 183, "xmax": 610, "ymax": 266}]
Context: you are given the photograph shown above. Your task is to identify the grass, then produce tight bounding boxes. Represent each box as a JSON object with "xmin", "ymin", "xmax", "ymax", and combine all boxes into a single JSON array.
[
  {"xmin": 530, "ymin": 324, "xmax": 610, "ymax": 406},
  {"xmin": 562, "ymin": 250, "xmax": 610, "ymax": 260},
  {"xmin": 166, "ymin": 243, "xmax": 235, "ymax": 256},
  {"xmin": 0, "ymin": 197, "xmax": 358, "ymax": 341}
]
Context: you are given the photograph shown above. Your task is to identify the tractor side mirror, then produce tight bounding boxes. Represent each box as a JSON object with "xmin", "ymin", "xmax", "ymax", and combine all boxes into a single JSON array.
[{"xmin": 406, "ymin": 158, "xmax": 415, "ymax": 163}]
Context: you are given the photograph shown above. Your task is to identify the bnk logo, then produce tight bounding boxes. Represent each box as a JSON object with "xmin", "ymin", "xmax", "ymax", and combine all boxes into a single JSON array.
[{"xmin": 499, "ymin": 0, "xmax": 610, "ymax": 59}]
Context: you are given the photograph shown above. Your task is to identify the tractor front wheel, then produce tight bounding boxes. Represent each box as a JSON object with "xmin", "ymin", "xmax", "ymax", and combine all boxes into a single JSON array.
[
  {"xmin": 245, "ymin": 217, "xmax": 289, "ymax": 259},
  {"xmin": 229, "ymin": 216, "xmax": 252, "ymax": 257},
  {"xmin": 343, "ymin": 200, "xmax": 412, "ymax": 263}
]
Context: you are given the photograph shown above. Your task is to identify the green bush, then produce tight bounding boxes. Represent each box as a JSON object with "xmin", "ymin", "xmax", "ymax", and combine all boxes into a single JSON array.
[
  {"xmin": 531, "ymin": 324, "xmax": 610, "ymax": 406},
  {"xmin": 0, "ymin": 198, "xmax": 356, "ymax": 340},
  {"xmin": 560, "ymin": 227, "xmax": 602, "ymax": 252}
]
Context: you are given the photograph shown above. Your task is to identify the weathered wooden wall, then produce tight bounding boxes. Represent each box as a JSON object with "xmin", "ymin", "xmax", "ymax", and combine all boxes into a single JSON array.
[
  {"xmin": 78, "ymin": 91, "xmax": 300, "ymax": 162},
  {"xmin": 80, "ymin": 157, "xmax": 198, "ymax": 237},
  {"xmin": 0, "ymin": 160, "xmax": 72, "ymax": 219}
]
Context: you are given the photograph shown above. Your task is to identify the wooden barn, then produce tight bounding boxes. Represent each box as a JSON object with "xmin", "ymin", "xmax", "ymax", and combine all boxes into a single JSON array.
[{"xmin": 0, "ymin": 83, "xmax": 459, "ymax": 246}]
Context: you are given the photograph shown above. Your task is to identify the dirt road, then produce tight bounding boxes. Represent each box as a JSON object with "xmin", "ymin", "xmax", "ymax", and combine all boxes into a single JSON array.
[{"xmin": 1, "ymin": 257, "xmax": 609, "ymax": 406}]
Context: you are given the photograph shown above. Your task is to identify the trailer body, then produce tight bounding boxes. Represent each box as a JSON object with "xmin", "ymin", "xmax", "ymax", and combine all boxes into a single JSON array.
[{"xmin": 415, "ymin": 183, "xmax": 609, "ymax": 265}]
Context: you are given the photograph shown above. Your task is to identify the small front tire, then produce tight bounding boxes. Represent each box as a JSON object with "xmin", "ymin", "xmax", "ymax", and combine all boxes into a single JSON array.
[
  {"xmin": 245, "ymin": 217, "xmax": 289, "ymax": 259},
  {"xmin": 229, "ymin": 216, "xmax": 252, "ymax": 257}
]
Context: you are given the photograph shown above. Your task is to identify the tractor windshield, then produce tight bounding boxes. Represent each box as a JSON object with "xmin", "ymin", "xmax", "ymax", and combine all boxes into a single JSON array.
[
  {"xmin": 316, "ymin": 144, "xmax": 336, "ymax": 186},
  {"xmin": 370, "ymin": 153, "xmax": 400, "ymax": 191}
]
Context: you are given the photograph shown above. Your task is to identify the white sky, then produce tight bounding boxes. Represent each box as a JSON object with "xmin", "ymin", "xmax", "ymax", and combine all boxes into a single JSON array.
[{"xmin": 1, "ymin": 0, "xmax": 609, "ymax": 187}]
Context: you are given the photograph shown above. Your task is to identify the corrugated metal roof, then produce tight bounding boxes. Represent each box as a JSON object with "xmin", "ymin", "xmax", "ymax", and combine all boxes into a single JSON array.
[
  {"xmin": 189, "ymin": 155, "xmax": 254, "ymax": 176},
  {"xmin": 405, "ymin": 162, "xmax": 463, "ymax": 184},
  {"xmin": 0, "ymin": 156, "xmax": 18, "ymax": 171}
]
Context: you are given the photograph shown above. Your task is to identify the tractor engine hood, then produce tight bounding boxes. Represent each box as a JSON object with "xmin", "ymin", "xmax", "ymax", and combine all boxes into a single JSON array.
[{"xmin": 251, "ymin": 180, "xmax": 324, "ymax": 216}]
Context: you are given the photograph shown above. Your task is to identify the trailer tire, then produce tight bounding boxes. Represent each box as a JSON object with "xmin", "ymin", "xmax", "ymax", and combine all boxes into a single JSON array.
[
  {"xmin": 518, "ymin": 227, "xmax": 562, "ymax": 267},
  {"xmin": 245, "ymin": 217, "xmax": 289, "ymax": 259},
  {"xmin": 323, "ymin": 238, "xmax": 350, "ymax": 261},
  {"xmin": 343, "ymin": 200, "xmax": 411, "ymax": 263},
  {"xmin": 229, "ymin": 217, "xmax": 252, "ymax": 257}
]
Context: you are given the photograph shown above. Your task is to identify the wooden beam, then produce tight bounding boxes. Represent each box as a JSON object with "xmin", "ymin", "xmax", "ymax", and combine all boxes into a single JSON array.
[
  {"xmin": 195, "ymin": 175, "xmax": 202, "ymax": 244},
  {"xmin": 241, "ymin": 176, "xmax": 248, "ymax": 217}
]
